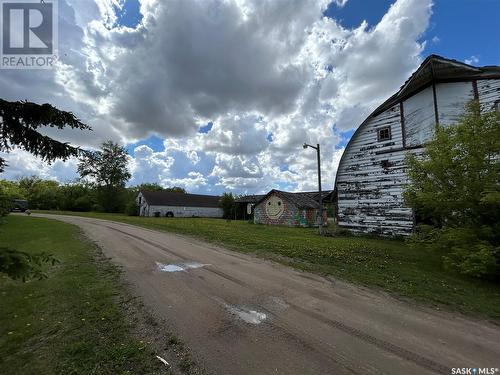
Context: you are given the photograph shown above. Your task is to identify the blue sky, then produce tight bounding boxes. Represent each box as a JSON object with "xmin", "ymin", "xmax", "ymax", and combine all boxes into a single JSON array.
[
  {"xmin": 326, "ymin": 0, "xmax": 500, "ymax": 66},
  {"xmin": 1, "ymin": 0, "xmax": 498, "ymax": 194},
  {"xmin": 323, "ymin": 0, "xmax": 500, "ymax": 65}
]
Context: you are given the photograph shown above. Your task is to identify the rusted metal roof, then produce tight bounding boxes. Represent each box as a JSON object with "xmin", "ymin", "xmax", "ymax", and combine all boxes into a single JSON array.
[
  {"xmin": 238, "ymin": 190, "xmax": 334, "ymax": 207},
  {"xmin": 140, "ymin": 191, "xmax": 221, "ymax": 208},
  {"xmin": 254, "ymin": 189, "xmax": 335, "ymax": 209}
]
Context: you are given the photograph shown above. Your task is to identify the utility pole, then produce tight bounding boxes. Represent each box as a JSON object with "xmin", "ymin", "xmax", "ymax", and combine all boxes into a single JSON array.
[{"xmin": 303, "ymin": 143, "xmax": 323, "ymax": 234}]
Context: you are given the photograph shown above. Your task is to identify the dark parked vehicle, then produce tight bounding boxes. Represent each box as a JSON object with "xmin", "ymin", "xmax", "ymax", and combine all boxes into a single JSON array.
[{"xmin": 11, "ymin": 199, "xmax": 28, "ymax": 212}]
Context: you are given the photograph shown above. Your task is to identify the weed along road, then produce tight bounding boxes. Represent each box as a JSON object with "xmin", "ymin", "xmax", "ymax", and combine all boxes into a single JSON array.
[{"xmin": 35, "ymin": 214, "xmax": 500, "ymax": 375}]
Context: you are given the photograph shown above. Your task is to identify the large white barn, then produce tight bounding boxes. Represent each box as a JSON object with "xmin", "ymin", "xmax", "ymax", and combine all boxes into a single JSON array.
[
  {"xmin": 137, "ymin": 191, "xmax": 223, "ymax": 218},
  {"xmin": 335, "ymin": 55, "xmax": 500, "ymax": 236}
]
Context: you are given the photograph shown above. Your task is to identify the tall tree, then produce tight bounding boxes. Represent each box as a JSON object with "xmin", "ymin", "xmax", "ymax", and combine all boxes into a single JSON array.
[
  {"xmin": 78, "ymin": 141, "xmax": 131, "ymax": 212},
  {"xmin": 0, "ymin": 99, "xmax": 91, "ymax": 172},
  {"xmin": 404, "ymin": 101, "xmax": 500, "ymax": 278},
  {"xmin": 0, "ymin": 99, "xmax": 90, "ymax": 280}
]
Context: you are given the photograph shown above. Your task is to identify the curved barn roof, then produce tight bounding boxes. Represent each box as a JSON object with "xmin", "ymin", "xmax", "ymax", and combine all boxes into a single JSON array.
[{"xmin": 334, "ymin": 55, "xmax": 500, "ymax": 187}]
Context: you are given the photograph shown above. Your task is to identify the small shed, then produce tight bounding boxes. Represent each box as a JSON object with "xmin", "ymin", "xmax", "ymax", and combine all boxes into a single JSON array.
[
  {"xmin": 253, "ymin": 189, "xmax": 327, "ymax": 227},
  {"xmin": 234, "ymin": 194, "xmax": 265, "ymax": 219},
  {"xmin": 137, "ymin": 191, "xmax": 223, "ymax": 218}
]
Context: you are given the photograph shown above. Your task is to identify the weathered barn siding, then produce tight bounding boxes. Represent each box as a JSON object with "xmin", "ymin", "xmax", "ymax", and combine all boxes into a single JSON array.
[
  {"xmin": 477, "ymin": 79, "xmax": 500, "ymax": 111},
  {"xmin": 141, "ymin": 204, "xmax": 223, "ymax": 218},
  {"xmin": 436, "ymin": 82, "xmax": 475, "ymax": 127},
  {"xmin": 336, "ymin": 105, "xmax": 415, "ymax": 236},
  {"xmin": 403, "ymin": 86, "xmax": 435, "ymax": 146},
  {"xmin": 336, "ymin": 56, "xmax": 499, "ymax": 236}
]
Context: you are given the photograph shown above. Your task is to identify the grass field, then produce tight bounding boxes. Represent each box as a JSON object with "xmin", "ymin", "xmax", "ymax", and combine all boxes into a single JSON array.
[
  {"xmin": 0, "ymin": 215, "xmax": 171, "ymax": 374},
  {"xmin": 35, "ymin": 211, "xmax": 500, "ymax": 322}
]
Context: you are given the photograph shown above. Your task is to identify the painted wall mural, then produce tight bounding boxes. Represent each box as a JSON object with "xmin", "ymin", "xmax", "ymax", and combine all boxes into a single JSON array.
[
  {"xmin": 254, "ymin": 191, "xmax": 323, "ymax": 227},
  {"xmin": 265, "ymin": 196, "xmax": 284, "ymax": 219}
]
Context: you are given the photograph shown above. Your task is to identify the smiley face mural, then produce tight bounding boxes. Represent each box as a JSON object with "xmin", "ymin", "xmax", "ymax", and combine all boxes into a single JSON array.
[{"xmin": 265, "ymin": 195, "xmax": 285, "ymax": 219}]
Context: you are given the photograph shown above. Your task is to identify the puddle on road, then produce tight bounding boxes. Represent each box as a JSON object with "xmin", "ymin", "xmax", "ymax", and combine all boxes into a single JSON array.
[
  {"xmin": 224, "ymin": 304, "xmax": 267, "ymax": 324},
  {"xmin": 156, "ymin": 261, "xmax": 209, "ymax": 273}
]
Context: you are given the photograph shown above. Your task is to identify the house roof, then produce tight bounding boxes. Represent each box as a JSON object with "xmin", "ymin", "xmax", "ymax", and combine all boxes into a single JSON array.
[
  {"xmin": 234, "ymin": 194, "xmax": 265, "ymax": 203},
  {"xmin": 239, "ymin": 190, "xmax": 334, "ymax": 206},
  {"xmin": 300, "ymin": 190, "xmax": 335, "ymax": 202},
  {"xmin": 255, "ymin": 189, "xmax": 333, "ymax": 209},
  {"xmin": 139, "ymin": 191, "xmax": 221, "ymax": 208}
]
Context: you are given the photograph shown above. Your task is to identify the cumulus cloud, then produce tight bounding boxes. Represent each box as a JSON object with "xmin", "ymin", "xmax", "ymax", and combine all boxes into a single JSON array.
[
  {"xmin": 0, "ymin": 0, "xmax": 434, "ymax": 194},
  {"xmin": 0, "ymin": 150, "xmax": 79, "ymax": 182},
  {"xmin": 465, "ymin": 55, "xmax": 479, "ymax": 65}
]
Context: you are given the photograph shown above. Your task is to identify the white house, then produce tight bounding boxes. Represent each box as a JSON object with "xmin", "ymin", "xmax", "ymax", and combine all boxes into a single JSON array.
[
  {"xmin": 334, "ymin": 55, "xmax": 500, "ymax": 236},
  {"xmin": 136, "ymin": 191, "xmax": 223, "ymax": 218}
]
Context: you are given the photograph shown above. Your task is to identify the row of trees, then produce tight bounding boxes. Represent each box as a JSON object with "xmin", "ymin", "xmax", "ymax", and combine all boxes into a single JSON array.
[
  {"xmin": 1, "ymin": 137, "xmax": 186, "ymax": 215},
  {"xmin": 0, "ymin": 177, "xmax": 186, "ymax": 215}
]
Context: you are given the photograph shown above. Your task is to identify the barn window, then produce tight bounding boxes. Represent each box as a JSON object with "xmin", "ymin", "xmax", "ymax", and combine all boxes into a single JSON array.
[{"xmin": 377, "ymin": 126, "xmax": 391, "ymax": 141}]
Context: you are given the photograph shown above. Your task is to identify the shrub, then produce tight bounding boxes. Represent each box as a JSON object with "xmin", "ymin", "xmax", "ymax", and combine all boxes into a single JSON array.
[
  {"xmin": 91, "ymin": 204, "xmax": 105, "ymax": 212},
  {"xmin": 0, "ymin": 247, "xmax": 58, "ymax": 281},
  {"xmin": 219, "ymin": 192, "xmax": 236, "ymax": 219},
  {"xmin": 404, "ymin": 101, "xmax": 500, "ymax": 278},
  {"xmin": 72, "ymin": 196, "xmax": 92, "ymax": 212},
  {"xmin": 0, "ymin": 186, "xmax": 12, "ymax": 218},
  {"xmin": 124, "ymin": 201, "xmax": 139, "ymax": 216}
]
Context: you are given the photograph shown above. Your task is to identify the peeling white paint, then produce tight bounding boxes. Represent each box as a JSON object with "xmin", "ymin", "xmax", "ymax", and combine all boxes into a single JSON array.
[
  {"xmin": 336, "ymin": 74, "xmax": 500, "ymax": 237},
  {"xmin": 224, "ymin": 304, "xmax": 267, "ymax": 324},
  {"xmin": 156, "ymin": 261, "xmax": 209, "ymax": 273}
]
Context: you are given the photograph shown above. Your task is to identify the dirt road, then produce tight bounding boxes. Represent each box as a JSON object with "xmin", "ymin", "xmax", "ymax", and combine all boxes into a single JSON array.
[{"xmin": 35, "ymin": 214, "xmax": 500, "ymax": 374}]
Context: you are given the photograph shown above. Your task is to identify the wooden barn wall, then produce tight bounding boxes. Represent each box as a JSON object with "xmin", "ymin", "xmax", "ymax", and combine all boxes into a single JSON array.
[
  {"xmin": 477, "ymin": 79, "xmax": 500, "ymax": 111},
  {"xmin": 436, "ymin": 82, "xmax": 475, "ymax": 127},
  {"xmin": 336, "ymin": 104, "xmax": 414, "ymax": 236},
  {"xmin": 403, "ymin": 86, "xmax": 435, "ymax": 146},
  {"xmin": 336, "ymin": 78, "xmax": 499, "ymax": 237}
]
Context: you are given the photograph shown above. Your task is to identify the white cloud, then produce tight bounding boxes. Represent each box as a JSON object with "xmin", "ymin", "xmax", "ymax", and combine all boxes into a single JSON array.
[
  {"xmin": 161, "ymin": 172, "xmax": 208, "ymax": 191},
  {"xmin": 465, "ymin": 55, "xmax": 479, "ymax": 65},
  {"xmin": 0, "ymin": 0, "xmax": 434, "ymax": 194},
  {"xmin": 0, "ymin": 149, "xmax": 79, "ymax": 182}
]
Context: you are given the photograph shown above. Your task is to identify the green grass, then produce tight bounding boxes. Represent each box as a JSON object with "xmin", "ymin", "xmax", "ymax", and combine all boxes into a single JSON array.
[
  {"xmin": 0, "ymin": 216, "xmax": 168, "ymax": 374},
  {"xmin": 36, "ymin": 210, "xmax": 500, "ymax": 322}
]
